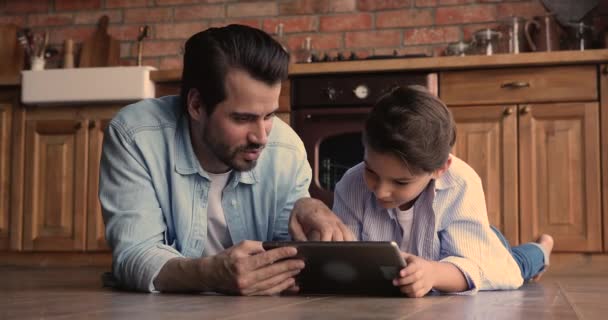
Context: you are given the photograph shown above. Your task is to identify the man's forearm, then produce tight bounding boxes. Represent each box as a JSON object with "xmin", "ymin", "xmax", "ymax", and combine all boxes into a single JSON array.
[
  {"xmin": 153, "ymin": 257, "xmax": 213, "ymax": 292},
  {"xmin": 431, "ymin": 261, "xmax": 469, "ymax": 293}
]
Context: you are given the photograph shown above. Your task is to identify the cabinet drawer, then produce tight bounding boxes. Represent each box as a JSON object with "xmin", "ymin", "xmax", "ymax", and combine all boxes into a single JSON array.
[{"xmin": 440, "ymin": 65, "xmax": 597, "ymax": 105}]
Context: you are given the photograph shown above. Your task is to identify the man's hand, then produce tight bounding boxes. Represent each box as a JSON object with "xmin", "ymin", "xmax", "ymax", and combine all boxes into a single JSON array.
[
  {"xmin": 289, "ymin": 198, "xmax": 355, "ymax": 241},
  {"xmin": 152, "ymin": 241, "xmax": 304, "ymax": 295},
  {"xmin": 202, "ymin": 240, "xmax": 305, "ymax": 295},
  {"xmin": 392, "ymin": 253, "xmax": 435, "ymax": 298}
]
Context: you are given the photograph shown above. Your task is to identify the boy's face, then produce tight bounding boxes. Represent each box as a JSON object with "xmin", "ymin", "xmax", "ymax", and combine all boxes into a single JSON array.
[{"xmin": 363, "ymin": 148, "xmax": 447, "ymax": 211}]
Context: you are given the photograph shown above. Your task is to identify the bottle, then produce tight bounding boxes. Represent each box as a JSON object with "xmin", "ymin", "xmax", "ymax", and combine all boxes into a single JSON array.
[
  {"xmin": 275, "ymin": 23, "xmax": 289, "ymax": 53},
  {"xmin": 293, "ymin": 36, "xmax": 313, "ymax": 63}
]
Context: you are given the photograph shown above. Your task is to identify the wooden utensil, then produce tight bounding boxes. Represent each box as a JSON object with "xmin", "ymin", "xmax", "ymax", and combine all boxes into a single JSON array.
[
  {"xmin": 79, "ymin": 15, "xmax": 120, "ymax": 68},
  {"xmin": 0, "ymin": 24, "xmax": 25, "ymax": 79}
]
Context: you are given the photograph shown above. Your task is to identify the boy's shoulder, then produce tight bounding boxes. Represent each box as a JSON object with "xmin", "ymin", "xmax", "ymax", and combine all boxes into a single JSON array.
[{"xmin": 438, "ymin": 155, "xmax": 483, "ymax": 190}]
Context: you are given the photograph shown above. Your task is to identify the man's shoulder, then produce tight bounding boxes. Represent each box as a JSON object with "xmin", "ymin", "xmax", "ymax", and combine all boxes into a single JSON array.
[
  {"xmin": 267, "ymin": 117, "xmax": 306, "ymax": 154},
  {"xmin": 110, "ymin": 95, "xmax": 182, "ymax": 136}
]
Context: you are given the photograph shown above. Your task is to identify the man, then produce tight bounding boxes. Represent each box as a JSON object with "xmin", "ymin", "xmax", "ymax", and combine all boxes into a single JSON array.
[{"xmin": 99, "ymin": 24, "xmax": 353, "ymax": 295}]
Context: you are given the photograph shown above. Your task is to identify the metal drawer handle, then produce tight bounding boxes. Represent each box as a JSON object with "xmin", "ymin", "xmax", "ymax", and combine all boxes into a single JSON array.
[
  {"xmin": 519, "ymin": 105, "xmax": 531, "ymax": 114},
  {"xmin": 500, "ymin": 81, "xmax": 530, "ymax": 89},
  {"xmin": 503, "ymin": 107, "xmax": 514, "ymax": 116}
]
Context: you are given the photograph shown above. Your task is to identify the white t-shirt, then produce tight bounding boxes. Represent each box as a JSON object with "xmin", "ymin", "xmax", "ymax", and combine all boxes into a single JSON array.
[
  {"xmin": 204, "ymin": 171, "xmax": 232, "ymax": 256},
  {"xmin": 396, "ymin": 206, "xmax": 414, "ymax": 251}
]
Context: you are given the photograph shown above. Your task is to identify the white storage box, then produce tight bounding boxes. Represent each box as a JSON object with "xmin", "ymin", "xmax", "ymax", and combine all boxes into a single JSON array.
[{"xmin": 21, "ymin": 66, "xmax": 157, "ymax": 105}]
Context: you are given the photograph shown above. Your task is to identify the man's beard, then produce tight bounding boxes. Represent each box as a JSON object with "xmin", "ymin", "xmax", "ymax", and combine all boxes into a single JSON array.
[{"xmin": 203, "ymin": 127, "xmax": 264, "ymax": 172}]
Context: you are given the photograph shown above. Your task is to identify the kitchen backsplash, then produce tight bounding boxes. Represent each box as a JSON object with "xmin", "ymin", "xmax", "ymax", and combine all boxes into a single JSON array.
[{"xmin": 0, "ymin": 0, "xmax": 606, "ymax": 69}]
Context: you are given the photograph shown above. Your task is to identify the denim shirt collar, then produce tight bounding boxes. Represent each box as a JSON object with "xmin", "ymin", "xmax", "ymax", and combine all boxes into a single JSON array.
[{"xmin": 174, "ymin": 114, "xmax": 258, "ymax": 185}]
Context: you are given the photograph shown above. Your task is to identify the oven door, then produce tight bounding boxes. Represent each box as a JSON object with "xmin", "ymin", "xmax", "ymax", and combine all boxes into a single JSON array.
[{"xmin": 293, "ymin": 107, "xmax": 370, "ymax": 207}]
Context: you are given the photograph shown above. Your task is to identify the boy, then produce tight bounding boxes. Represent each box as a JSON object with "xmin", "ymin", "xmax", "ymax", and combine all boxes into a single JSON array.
[{"xmin": 333, "ymin": 85, "xmax": 553, "ymax": 297}]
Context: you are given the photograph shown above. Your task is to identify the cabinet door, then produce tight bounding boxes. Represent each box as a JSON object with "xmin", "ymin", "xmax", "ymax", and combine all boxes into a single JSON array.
[
  {"xmin": 86, "ymin": 118, "xmax": 111, "ymax": 251},
  {"xmin": 23, "ymin": 117, "xmax": 88, "ymax": 251},
  {"xmin": 519, "ymin": 102, "xmax": 602, "ymax": 252},
  {"xmin": 450, "ymin": 105, "xmax": 518, "ymax": 244},
  {"xmin": 0, "ymin": 102, "xmax": 11, "ymax": 250}
]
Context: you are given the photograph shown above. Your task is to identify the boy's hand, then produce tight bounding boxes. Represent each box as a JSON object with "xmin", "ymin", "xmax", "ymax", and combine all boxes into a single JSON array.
[{"xmin": 393, "ymin": 253, "xmax": 435, "ymax": 298}]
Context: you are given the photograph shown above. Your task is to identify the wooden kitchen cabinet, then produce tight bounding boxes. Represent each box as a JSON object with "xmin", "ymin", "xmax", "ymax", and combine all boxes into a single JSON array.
[
  {"xmin": 0, "ymin": 88, "xmax": 18, "ymax": 251},
  {"xmin": 450, "ymin": 105, "xmax": 519, "ymax": 244},
  {"xmin": 11, "ymin": 105, "xmax": 120, "ymax": 251},
  {"xmin": 441, "ymin": 65, "xmax": 602, "ymax": 252}
]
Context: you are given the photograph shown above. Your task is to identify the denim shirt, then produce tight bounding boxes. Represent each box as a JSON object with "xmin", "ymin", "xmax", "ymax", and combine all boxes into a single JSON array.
[
  {"xmin": 333, "ymin": 156, "xmax": 523, "ymax": 295},
  {"xmin": 99, "ymin": 96, "xmax": 311, "ymax": 292}
]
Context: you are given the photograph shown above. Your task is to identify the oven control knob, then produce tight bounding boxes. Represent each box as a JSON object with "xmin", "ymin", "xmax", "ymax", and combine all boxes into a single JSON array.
[
  {"xmin": 325, "ymin": 87, "xmax": 337, "ymax": 101},
  {"xmin": 353, "ymin": 85, "xmax": 369, "ymax": 99}
]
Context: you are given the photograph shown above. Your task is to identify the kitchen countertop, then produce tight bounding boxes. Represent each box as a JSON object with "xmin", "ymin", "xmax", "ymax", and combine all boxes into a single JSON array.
[
  {"xmin": 2, "ymin": 50, "xmax": 607, "ymax": 87},
  {"xmin": 151, "ymin": 49, "xmax": 608, "ymax": 82}
]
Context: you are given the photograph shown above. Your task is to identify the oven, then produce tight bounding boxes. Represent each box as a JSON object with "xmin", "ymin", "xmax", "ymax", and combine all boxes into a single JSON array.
[{"xmin": 291, "ymin": 72, "xmax": 437, "ymax": 207}]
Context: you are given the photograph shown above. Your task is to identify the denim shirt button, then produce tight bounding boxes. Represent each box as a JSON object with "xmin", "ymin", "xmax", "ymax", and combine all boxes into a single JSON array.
[{"xmin": 231, "ymin": 199, "xmax": 237, "ymax": 207}]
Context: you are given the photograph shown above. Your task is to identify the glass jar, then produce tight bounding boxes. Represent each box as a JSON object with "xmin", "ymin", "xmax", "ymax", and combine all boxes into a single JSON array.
[{"xmin": 473, "ymin": 29, "xmax": 503, "ymax": 56}]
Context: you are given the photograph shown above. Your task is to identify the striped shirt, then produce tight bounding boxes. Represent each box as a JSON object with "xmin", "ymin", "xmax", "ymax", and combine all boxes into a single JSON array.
[{"xmin": 332, "ymin": 155, "xmax": 523, "ymax": 295}]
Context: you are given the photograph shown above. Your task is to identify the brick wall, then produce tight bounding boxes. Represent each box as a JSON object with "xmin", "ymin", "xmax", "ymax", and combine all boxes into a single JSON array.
[{"xmin": 1, "ymin": 0, "xmax": 606, "ymax": 69}]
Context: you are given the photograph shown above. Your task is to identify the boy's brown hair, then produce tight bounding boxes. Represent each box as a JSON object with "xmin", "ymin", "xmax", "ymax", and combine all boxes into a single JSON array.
[{"xmin": 364, "ymin": 85, "xmax": 456, "ymax": 175}]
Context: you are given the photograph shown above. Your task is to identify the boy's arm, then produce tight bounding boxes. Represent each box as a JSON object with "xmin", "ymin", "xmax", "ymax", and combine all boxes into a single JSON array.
[{"xmin": 395, "ymin": 253, "xmax": 467, "ymax": 297}]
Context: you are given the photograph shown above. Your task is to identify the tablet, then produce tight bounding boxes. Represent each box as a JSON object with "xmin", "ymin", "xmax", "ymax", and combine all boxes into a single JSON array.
[{"xmin": 262, "ymin": 241, "xmax": 406, "ymax": 296}]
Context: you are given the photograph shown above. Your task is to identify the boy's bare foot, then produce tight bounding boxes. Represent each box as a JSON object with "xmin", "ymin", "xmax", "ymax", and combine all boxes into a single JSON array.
[{"xmin": 531, "ymin": 234, "xmax": 554, "ymax": 282}]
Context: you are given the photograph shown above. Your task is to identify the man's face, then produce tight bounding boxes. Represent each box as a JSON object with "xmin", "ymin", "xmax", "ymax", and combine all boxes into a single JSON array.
[{"xmin": 196, "ymin": 69, "xmax": 281, "ymax": 172}]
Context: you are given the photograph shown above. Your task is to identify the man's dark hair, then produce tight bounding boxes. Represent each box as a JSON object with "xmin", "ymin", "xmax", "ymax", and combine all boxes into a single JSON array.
[
  {"xmin": 364, "ymin": 85, "xmax": 456, "ymax": 175},
  {"xmin": 180, "ymin": 24, "xmax": 290, "ymax": 115}
]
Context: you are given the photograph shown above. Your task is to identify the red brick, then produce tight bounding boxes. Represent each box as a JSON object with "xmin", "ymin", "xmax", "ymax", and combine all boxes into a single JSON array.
[
  {"xmin": 227, "ymin": 2, "xmax": 277, "ymax": 17},
  {"xmin": 262, "ymin": 17, "xmax": 317, "ymax": 34},
  {"xmin": 0, "ymin": 15, "xmax": 26, "ymax": 26},
  {"xmin": 209, "ymin": 19, "xmax": 261, "ymax": 29},
  {"xmin": 436, "ymin": 5, "xmax": 496, "ymax": 25},
  {"xmin": 160, "ymin": 56, "xmax": 183, "ymax": 69},
  {"xmin": 329, "ymin": 0, "xmax": 356, "ymax": 12},
  {"xmin": 2, "ymin": 0, "xmax": 49, "ymax": 14},
  {"xmin": 357, "ymin": 0, "xmax": 412, "ymax": 11},
  {"xmin": 439, "ymin": 0, "xmax": 476, "ymax": 5},
  {"xmin": 287, "ymin": 33, "xmax": 342, "ymax": 51},
  {"xmin": 415, "ymin": 0, "xmax": 437, "ymax": 7},
  {"xmin": 105, "ymin": 0, "xmax": 147, "ymax": 8},
  {"xmin": 404, "ymin": 26, "xmax": 460, "ymax": 45},
  {"xmin": 131, "ymin": 40, "xmax": 183, "ymax": 57},
  {"xmin": 125, "ymin": 8, "xmax": 173, "ymax": 23},
  {"xmin": 49, "ymin": 26, "xmax": 96, "ymax": 43},
  {"xmin": 120, "ymin": 42, "xmax": 132, "ymax": 58},
  {"xmin": 461, "ymin": 22, "xmax": 502, "ymax": 40},
  {"xmin": 55, "ymin": 0, "xmax": 101, "ymax": 11},
  {"xmin": 496, "ymin": 2, "xmax": 547, "ymax": 19},
  {"xmin": 279, "ymin": 0, "xmax": 329, "ymax": 15},
  {"xmin": 345, "ymin": 30, "xmax": 402, "ymax": 48},
  {"xmin": 120, "ymin": 57, "xmax": 160, "ymax": 68},
  {"xmin": 156, "ymin": 0, "xmax": 225, "ymax": 5},
  {"xmin": 74, "ymin": 10, "xmax": 122, "ymax": 24},
  {"xmin": 28, "ymin": 14, "xmax": 74, "ymax": 27},
  {"xmin": 376, "ymin": 9, "xmax": 433, "ymax": 28},
  {"xmin": 154, "ymin": 22, "xmax": 208, "ymax": 40},
  {"xmin": 320, "ymin": 13, "xmax": 372, "ymax": 32},
  {"xmin": 174, "ymin": 4, "xmax": 225, "ymax": 20},
  {"xmin": 108, "ymin": 25, "xmax": 142, "ymax": 41}
]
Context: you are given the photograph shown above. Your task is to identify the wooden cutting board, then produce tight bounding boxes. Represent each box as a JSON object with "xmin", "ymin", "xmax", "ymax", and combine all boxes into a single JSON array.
[
  {"xmin": 0, "ymin": 24, "xmax": 24, "ymax": 79},
  {"xmin": 79, "ymin": 15, "xmax": 120, "ymax": 68}
]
